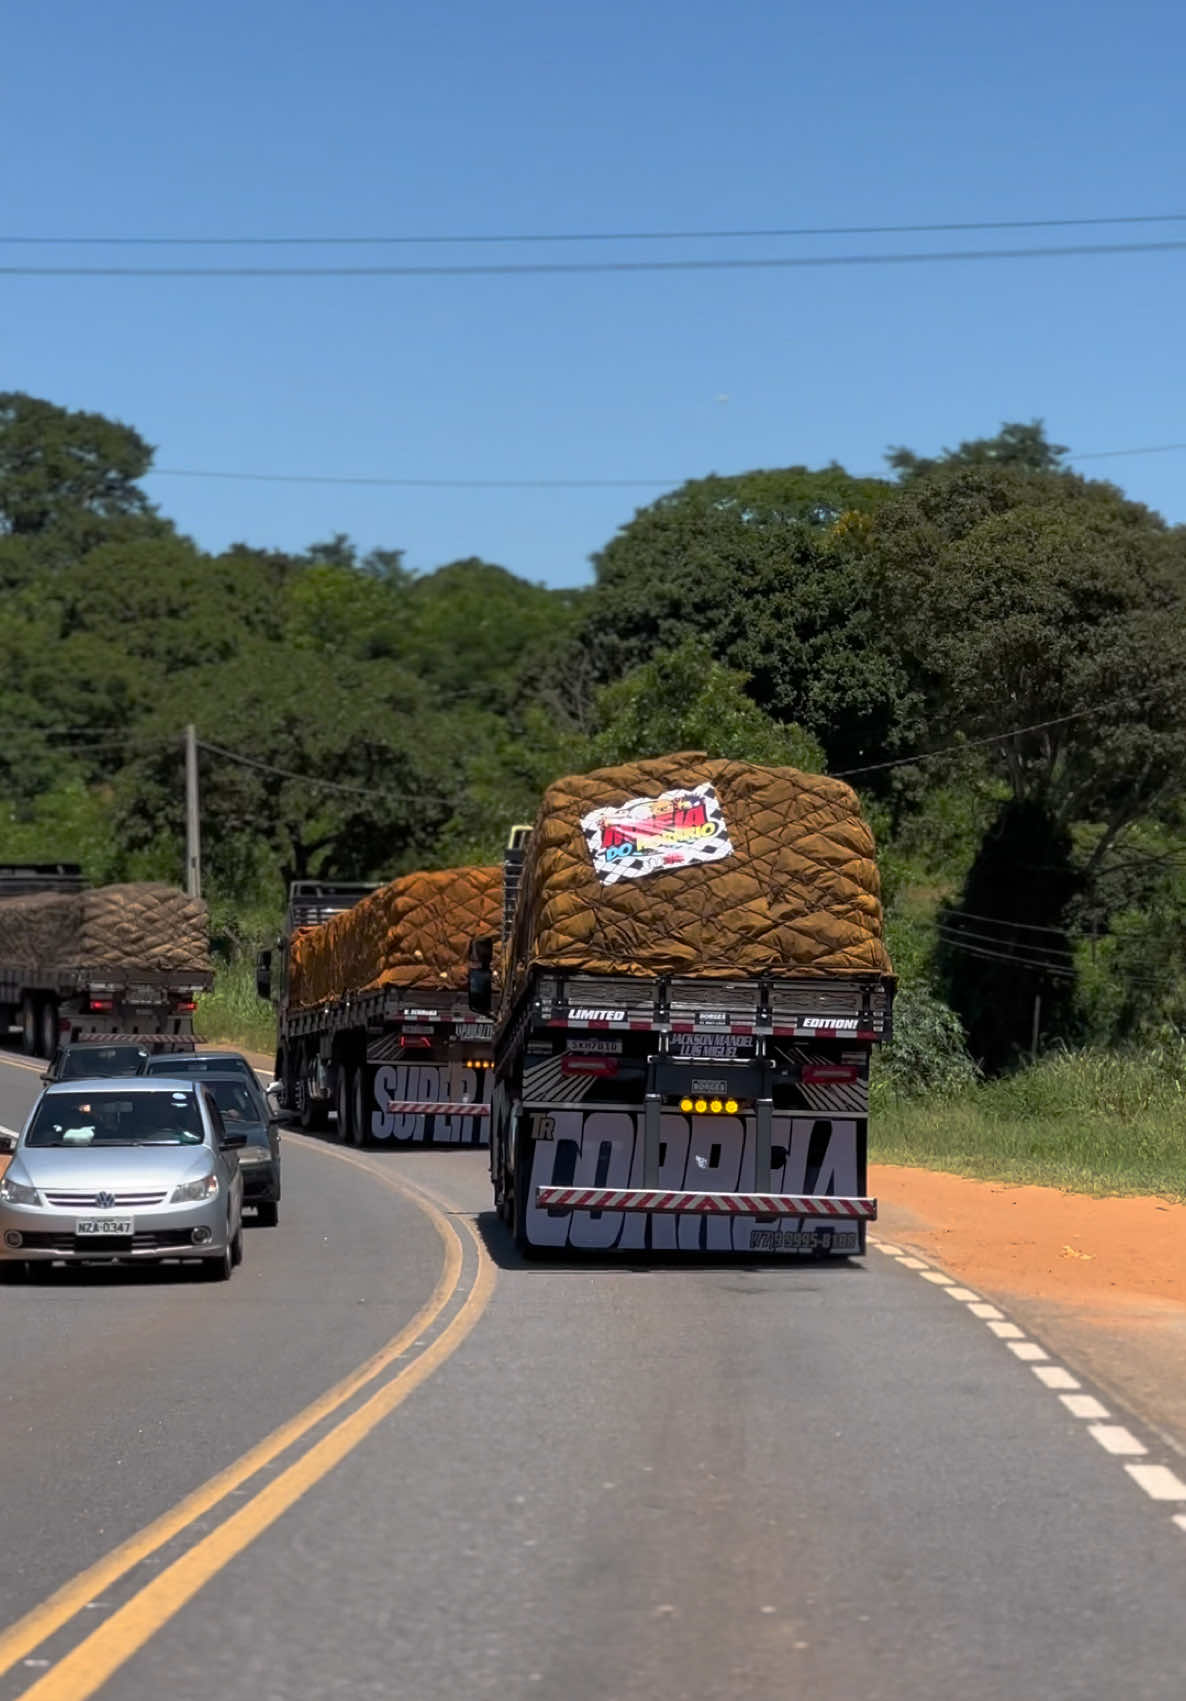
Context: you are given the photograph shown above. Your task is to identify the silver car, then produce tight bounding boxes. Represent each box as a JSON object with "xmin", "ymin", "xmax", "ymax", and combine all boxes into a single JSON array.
[{"xmin": 0, "ymin": 1079, "xmax": 246, "ymax": 1282}]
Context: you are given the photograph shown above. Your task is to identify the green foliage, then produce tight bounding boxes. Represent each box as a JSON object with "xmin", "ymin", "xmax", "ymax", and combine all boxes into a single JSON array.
[
  {"xmin": 886, "ymin": 419, "xmax": 1069, "ymax": 481},
  {"xmin": 583, "ymin": 468, "xmax": 913, "ymax": 773},
  {"xmin": 0, "ymin": 391, "xmax": 155, "ymax": 537},
  {"xmin": 590, "ymin": 640, "xmax": 824, "ymax": 770},
  {"xmin": 1, "ymin": 391, "xmax": 1183, "ymax": 1097},
  {"xmin": 874, "ymin": 1044, "xmax": 1186, "ymax": 1198},
  {"xmin": 874, "ymin": 980, "xmax": 979, "ymax": 1098}
]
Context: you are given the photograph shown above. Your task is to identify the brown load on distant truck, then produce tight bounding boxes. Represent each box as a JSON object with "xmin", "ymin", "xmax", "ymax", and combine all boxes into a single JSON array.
[
  {"xmin": 505, "ymin": 752, "xmax": 892, "ymax": 994},
  {"xmin": 0, "ymin": 883, "xmax": 210, "ymax": 974},
  {"xmin": 288, "ymin": 866, "xmax": 502, "ymax": 1010}
]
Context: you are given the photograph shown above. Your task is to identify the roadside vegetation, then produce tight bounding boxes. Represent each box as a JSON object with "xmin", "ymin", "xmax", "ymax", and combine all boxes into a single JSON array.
[{"xmin": 2, "ymin": 396, "xmax": 1185, "ymax": 1193}]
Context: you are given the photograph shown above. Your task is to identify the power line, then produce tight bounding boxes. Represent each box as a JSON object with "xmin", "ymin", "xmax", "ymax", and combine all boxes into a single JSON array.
[
  {"xmin": 5, "ymin": 238, "xmax": 1186, "ymax": 278},
  {"xmin": 140, "ymin": 440, "xmax": 1186, "ymax": 494},
  {"xmin": 936, "ymin": 921, "xmax": 1077, "ymax": 962},
  {"xmin": 832, "ymin": 703, "xmax": 1119, "ymax": 780},
  {"xmin": 149, "ymin": 467, "xmax": 681, "ymax": 490},
  {"xmin": 5, "ymin": 212, "xmax": 1186, "ymax": 247},
  {"xmin": 939, "ymin": 907, "xmax": 1081, "ymax": 938}
]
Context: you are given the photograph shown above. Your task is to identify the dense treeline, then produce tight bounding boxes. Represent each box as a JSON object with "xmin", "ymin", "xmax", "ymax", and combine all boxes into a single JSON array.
[{"xmin": 2, "ymin": 392, "xmax": 1184, "ymax": 1072}]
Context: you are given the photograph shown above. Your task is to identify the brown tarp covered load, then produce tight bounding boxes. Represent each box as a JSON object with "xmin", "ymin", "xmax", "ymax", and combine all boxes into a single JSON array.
[
  {"xmin": 289, "ymin": 866, "xmax": 502, "ymax": 1009},
  {"xmin": 507, "ymin": 753, "xmax": 892, "ymax": 988},
  {"xmin": 0, "ymin": 884, "xmax": 210, "ymax": 974}
]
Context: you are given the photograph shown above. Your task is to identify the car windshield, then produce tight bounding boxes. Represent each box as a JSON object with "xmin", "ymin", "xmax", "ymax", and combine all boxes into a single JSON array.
[
  {"xmin": 26, "ymin": 1089, "xmax": 205, "ymax": 1147},
  {"xmin": 205, "ymin": 1079, "xmax": 263, "ymax": 1123},
  {"xmin": 145, "ymin": 1056, "xmax": 252, "ymax": 1080},
  {"xmin": 60, "ymin": 1046, "xmax": 150, "ymax": 1079}
]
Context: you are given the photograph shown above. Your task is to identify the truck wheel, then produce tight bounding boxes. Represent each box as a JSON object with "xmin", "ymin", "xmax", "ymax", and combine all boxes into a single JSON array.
[
  {"xmin": 350, "ymin": 1064, "xmax": 368, "ymax": 1148},
  {"xmin": 334, "ymin": 1067, "xmax": 352, "ymax": 1143},
  {"xmin": 20, "ymin": 995, "xmax": 37, "ymax": 1055},
  {"xmin": 297, "ymin": 1073, "xmax": 327, "ymax": 1133},
  {"xmin": 39, "ymin": 1000, "xmax": 59, "ymax": 1061},
  {"xmin": 510, "ymin": 1130, "xmax": 535, "ymax": 1255}
]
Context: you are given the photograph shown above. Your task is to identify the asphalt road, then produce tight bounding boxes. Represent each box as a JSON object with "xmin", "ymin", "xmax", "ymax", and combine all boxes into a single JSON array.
[{"xmin": 2, "ymin": 1050, "xmax": 1184, "ymax": 1701}]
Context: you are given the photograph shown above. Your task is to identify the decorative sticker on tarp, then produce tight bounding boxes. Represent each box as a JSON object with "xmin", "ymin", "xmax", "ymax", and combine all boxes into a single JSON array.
[{"xmin": 580, "ymin": 782, "xmax": 734, "ymax": 885}]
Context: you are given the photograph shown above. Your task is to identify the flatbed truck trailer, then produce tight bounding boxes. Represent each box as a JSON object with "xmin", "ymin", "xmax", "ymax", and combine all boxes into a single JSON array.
[
  {"xmin": 260, "ymin": 880, "xmax": 495, "ymax": 1146},
  {"xmin": 481, "ymin": 962, "xmax": 893, "ymax": 1255}
]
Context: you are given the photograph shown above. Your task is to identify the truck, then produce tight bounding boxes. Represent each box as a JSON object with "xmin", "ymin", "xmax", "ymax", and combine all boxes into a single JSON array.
[
  {"xmin": 0, "ymin": 865, "xmax": 213, "ymax": 1057},
  {"xmin": 258, "ymin": 868, "xmax": 502, "ymax": 1146},
  {"xmin": 473, "ymin": 756, "xmax": 896, "ymax": 1257}
]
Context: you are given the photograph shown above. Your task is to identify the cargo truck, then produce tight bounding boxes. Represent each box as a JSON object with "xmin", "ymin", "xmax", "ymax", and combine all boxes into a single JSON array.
[
  {"xmin": 0, "ymin": 865, "xmax": 213, "ymax": 1056},
  {"xmin": 259, "ymin": 869, "xmax": 501, "ymax": 1145},
  {"xmin": 472, "ymin": 757, "xmax": 896, "ymax": 1256}
]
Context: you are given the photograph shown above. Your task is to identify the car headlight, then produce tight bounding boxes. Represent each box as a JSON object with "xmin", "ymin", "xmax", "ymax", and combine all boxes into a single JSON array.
[
  {"xmin": 0, "ymin": 1176, "xmax": 41, "ymax": 1207},
  {"xmin": 171, "ymin": 1172, "xmax": 219, "ymax": 1203}
]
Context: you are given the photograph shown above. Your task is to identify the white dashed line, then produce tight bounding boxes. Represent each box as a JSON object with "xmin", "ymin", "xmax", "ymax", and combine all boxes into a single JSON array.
[
  {"xmin": 1089, "ymin": 1425, "xmax": 1147, "ymax": 1457},
  {"xmin": 876, "ymin": 1234, "xmax": 1186, "ymax": 1535},
  {"xmin": 1033, "ymin": 1365, "xmax": 1080, "ymax": 1391},
  {"xmin": 1061, "ymin": 1394, "xmax": 1111, "ymax": 1420},
  {"xmin": 1125, "ymin": 1465, "xmax": 1186, "ymax": 1501},
  {"xmin": 1007, "ymin": 1341, "xmax": 1049, "ymax": 1363}
]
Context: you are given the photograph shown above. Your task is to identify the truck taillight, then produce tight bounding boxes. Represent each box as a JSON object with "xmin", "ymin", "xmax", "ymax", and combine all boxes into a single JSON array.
[
  {"xmin": 679, "ymin": 1097, "xmax": 742, "ymax": 1115},
  {"xmin": 464, "ymin": 1059, "xmax": 493, "ymax": 1070},
  {"xmin": 88, "ymin": 998, "xmax": 113, "ymax": 1013},
  {"xmin": 174, "ymin": 1000, "xmax": 197, "ymax": 1013},
  {"xmin": 801, "ymin": 1065, "xmax": 860, "ymax": 1085}
]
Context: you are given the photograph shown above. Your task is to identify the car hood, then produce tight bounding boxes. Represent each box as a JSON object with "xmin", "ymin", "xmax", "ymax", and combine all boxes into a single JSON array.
[{"xmin": 14, "ymin": 1145, "xmax": 214, "ymax": 1192}]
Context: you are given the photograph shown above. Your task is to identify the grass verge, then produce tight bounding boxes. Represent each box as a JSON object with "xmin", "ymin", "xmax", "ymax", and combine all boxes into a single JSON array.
[
  {"xmin": 872, "ymin": 1047, "xmax": 1186, "ymax": 1199},
  {"xmin": 196, "ymin": 956, "xmax": 276, "ymax": 1058}
]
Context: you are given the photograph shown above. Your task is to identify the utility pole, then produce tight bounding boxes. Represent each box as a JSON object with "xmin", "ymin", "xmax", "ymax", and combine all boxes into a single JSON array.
[{"xmin": 184, "ymin": 724, "xmax": 201, "ymax": 900}]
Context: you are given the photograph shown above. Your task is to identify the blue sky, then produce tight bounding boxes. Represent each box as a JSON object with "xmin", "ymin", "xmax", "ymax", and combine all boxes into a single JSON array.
[{"xmin": 5, "ymin": 0, "xmax": 1184, "ymax": 586}]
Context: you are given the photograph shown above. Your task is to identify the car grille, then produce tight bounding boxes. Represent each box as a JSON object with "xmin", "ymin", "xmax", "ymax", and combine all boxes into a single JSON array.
[
  {"xmin": 17, "ymin": 1230, "xmax": 199, "ymax": 1252},
  {"xmin": 41, "ymin": 1190, "xmax": 169, "ymax": 1208}
]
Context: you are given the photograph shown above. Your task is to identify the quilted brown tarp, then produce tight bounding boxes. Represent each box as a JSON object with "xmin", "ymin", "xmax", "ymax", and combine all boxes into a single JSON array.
[
  {"xmin": 288, "ymin": 866, "xmax": 502, "ymax": 1009},
  {"xmin": 507, "ymin": 754, "xmax": 892, "ymax": 986},
  {"xmin": 0, "ymin": 884, "xmax": 210, "ymax": 974}
]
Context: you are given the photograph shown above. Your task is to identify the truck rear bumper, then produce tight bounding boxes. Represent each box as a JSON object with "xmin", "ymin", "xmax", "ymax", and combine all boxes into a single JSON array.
[{"xmin": 534, "ymin": 1186, "xmax": 876, "ymax": 1219}]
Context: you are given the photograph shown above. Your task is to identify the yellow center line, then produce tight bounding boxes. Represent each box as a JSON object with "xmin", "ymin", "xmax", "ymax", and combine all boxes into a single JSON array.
[
  {"xmin": 0, "ymin": 1140, "xmax": 494, "ymax": 1687},
  {"xmin": 17, "ymin": 1204, "xmax": 495, "ymax": 1701}
]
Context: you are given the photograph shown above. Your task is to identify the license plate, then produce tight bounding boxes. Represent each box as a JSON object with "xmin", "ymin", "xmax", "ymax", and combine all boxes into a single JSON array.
[
  {"xmin": 748, "ymin": 1227, "xmax": 859, "ymax": 1254},
  {"xmin": 75, "ymin": 1218, "xmax": 134, "ymax": 1237}
]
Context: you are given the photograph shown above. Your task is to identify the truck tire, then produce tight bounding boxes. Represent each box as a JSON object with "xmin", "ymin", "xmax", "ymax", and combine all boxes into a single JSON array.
[
  {"xmin": 334, "ymin": 1067, "xmax": 352, "ymax": 1143},
  {"xmin": 20, "ymin": 995, "xmax": 37, "ymax": 1055},
  {"xmin": 350, "ymin": 1064, "xmax": 368, "ymax": 1148},
  {"xmin": 39, "ymin": 999, "xmax": 59, "ymax": 1062},
  {"xmin": 510, "ymin": 1127, "xmax": 535, "ymax": 1255},
  {"xmin": 298, "ymin": 1070, "xmax": 329, "ymax": 1133}
]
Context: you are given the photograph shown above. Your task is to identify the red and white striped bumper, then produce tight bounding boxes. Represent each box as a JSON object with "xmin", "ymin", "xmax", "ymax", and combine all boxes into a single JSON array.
[
  {"xmin": 386, "ymin": 1101, "xmax": 491, "ymax": 1117},
  {"xmin": 534, "ymin": 1187, "xmax": 876, "ymax": 1218}
]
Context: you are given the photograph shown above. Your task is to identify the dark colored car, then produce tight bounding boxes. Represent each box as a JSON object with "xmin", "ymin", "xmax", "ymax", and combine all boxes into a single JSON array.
[
  {"xmin": 139, "ymin": 1051, "xmax": 258, "ymax": 1088},
  {"xmin": 196, "ymin": 1072, "xmax": 282, "ymax": 1226},
  {"xmin": 43, "ymin": 1037, "xmax": 196, "ymax": 1084}
]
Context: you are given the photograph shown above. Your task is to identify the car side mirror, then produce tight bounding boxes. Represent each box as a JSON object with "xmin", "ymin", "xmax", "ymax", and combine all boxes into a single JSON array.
[
  {"xmin": 0, "ymin": 1129, "xmax": 16, "ymax": 1154},
  {"xmin": 221, "ymin": 1130, "xmax": 248, "ymax": 1150},
  {"xmin": 265, "ymin": 1081, "xmax": 283, "ymax": 1119},
  {"xmin": 39, "ymin": 1071, "xmax": 51, "ymax": 1084}
]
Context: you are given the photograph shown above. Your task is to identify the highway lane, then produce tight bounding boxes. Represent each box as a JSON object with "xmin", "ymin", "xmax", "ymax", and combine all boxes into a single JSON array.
[
  {"xmin": 0, "ymin": 1056, "xmax": 445, "ymax": 1633},
  {"xmin": 3, "ymin": 1063, "xmax": 1186, "ymax": 1699}
]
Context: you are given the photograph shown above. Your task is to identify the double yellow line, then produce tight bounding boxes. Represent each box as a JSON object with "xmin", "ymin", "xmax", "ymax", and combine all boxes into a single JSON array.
[{"xmin": 0, "ymin": 1143, "xmax": 495, "ymax": 1701}]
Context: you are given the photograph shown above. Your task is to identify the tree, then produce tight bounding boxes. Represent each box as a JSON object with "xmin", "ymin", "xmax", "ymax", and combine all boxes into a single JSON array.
[
  {"xmin": 590, "ymin": 639, "xmax": 824, "ymax": 770},
  {"xmin": 581, "ymin": 467, "xmax": 911, "ymax": 773},
  {"xmin": 0, "ymin": 392, "xmax": 155, "ymax": 536},
  {"xmin": 886, "ymin": 419, "xmax": 1069, "ymax": 481}
]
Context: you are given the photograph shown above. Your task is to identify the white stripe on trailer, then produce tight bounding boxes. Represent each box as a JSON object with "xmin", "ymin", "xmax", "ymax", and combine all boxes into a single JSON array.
[
  {"xmin": 385, "ymin": 1100, "xmax": 491, "ymax": 1117},
  {"xmin": 535, "ymin": 1186, "xmax": 876, "ymax": 1217}
]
